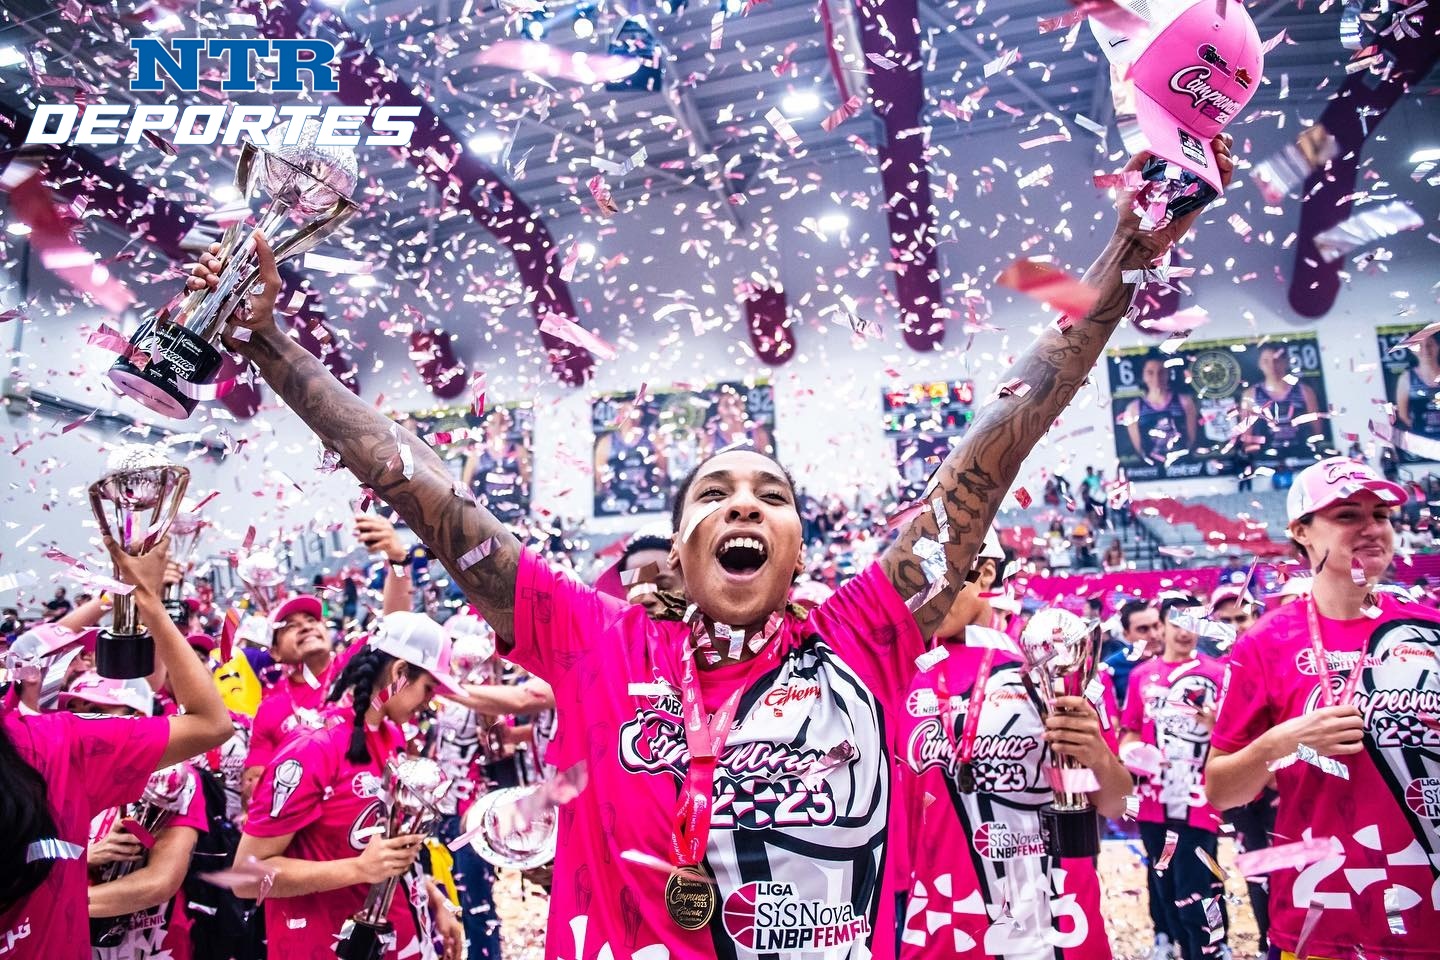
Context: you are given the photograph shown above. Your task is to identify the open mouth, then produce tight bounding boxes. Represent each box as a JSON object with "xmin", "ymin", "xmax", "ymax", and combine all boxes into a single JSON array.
[{"xmin": 716, "ymin": 535, "xmax": 768, "ymax": 576}]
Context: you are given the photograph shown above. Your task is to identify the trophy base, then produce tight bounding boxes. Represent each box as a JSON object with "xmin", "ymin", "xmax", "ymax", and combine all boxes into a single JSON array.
[
  {"xmin": 97, "ymin": 630, "xmax": 155, "ymax": 680},
  {"xmin": 336, "ymin": 918, "xmax": 393, "ymax": 960},
  {"xmin": 107, "ymin": 319, "xmax": 224, "ymax": 420},
  {"xmin": 1039, "ymin": 804, "xmax": 1100, "ymax": 859}
]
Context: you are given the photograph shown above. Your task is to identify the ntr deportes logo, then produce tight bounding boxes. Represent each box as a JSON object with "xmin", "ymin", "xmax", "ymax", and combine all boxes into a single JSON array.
[{"xmin": 25, "ymin": 37, "xmax": 419, "ymax": 147}]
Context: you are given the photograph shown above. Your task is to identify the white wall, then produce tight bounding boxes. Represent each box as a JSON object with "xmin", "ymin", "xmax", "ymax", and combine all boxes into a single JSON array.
[{"xmin": 3, "ymin": 91, "xmax": 1437, "ymax": 602}]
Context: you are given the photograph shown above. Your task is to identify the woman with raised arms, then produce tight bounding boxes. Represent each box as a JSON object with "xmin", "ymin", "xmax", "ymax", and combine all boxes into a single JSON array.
[{"xmin": 191, "ymin": 136, "xmax": 1232, "ymax": 959}]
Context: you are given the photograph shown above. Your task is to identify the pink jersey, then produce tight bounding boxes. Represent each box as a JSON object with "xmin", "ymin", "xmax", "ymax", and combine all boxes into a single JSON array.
[
  {"xmin": 1212, "ymin": 594, "xmax": 1440, "ymax": 960},
  {"xmin": 509, "ymin": 551, "xmax": 923, "ymax": 960},
  {"xmin": 1121, "ymin": 655, "xmax": 1225, "ymax": 832},
  {"xmin": 245, "ymin": 646, "xmax": 356, "ymax": 771},
  {"xmin": 0, "ymin": 711, "xmax": 170, "ymax": 960},
  {"xmin": 89, "ymin": 765, "xmax": 209, "ymax": 960},
  {"xmin": 245, "ymin": 718, "xmax": 433, "ymax": 960},
  {"xmin": 898, "ymin": 642, "xmax": 1113, "ymax": 960}
]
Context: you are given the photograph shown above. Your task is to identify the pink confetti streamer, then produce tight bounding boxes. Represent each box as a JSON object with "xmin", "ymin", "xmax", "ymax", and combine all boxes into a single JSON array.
[
  {"xmin": 539, "ymin": 312, "xmax": 618, "ymax": 361},
  {"xmin": 1234, "ymin": 837, "xmax": 1342, "ymax": 878},
  {"xmin": 996, "ymin": 259, "xmax": 1100, "ymax": 318}
]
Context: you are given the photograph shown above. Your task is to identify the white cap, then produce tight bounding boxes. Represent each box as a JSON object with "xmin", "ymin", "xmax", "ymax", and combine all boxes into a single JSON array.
[{"xmin": 370, "ymin": 612, "xmax": 465, "ymax": 697}]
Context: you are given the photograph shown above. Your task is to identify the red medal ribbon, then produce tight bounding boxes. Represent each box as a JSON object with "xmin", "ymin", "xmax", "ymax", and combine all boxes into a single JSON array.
[
  {"xmin": 1305, "ymin": 596, "xmax": 1367, "ymax": 708},
  {"xmin": 937, "ymin": 646, "xmax": 997, "ymax": 775},
  {"xmin": 668, "ymin": 615, "xmax": 787, "ymax": 869}
]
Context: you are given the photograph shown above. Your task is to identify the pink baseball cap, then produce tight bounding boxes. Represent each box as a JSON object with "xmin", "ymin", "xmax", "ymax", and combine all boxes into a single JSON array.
[
  {"xmin": 59, "ymin": 672, "xmax": 154, "ymax": 715},
  {"xmin": 1128, "ymin": 0, "xmax": 1263, "ymax": 192},
  {"xmin": 268, "ymin": 594, "xmax": 323, "ymax": 641},
  {"xmin": 1287, "ymin": 456, "xmax": 1408, "ymax": 523}
]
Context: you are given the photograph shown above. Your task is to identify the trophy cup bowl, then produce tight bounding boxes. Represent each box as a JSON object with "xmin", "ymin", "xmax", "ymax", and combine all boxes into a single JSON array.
[
  {"xmin": 88, "ymin": 445, "xmax": 190, "ymax": 679},
  {"xmin": 108, "ymin": 118, "xmax": 360, "ymax": 419},
  {"xmin": 337, "ymin": 758, "xmax": 451, "ymax": 960},
  {"xmin": 163, "ymin": 512, "xmax": 206, "ymax": 625},
  {"xmin": 1020, "ymin": 607, "xmax": 1103, "ymax": 859}
]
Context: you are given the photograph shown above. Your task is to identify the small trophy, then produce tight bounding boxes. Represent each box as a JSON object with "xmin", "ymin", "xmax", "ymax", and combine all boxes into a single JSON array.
[
  {"xmin": 337, "ymin": 757, "xmax": 451, "ymax": 960},
  {"xmin": 236, "ymin": 550, "xmax": 285, "ymax": 646},
  {"xmin": 1019, "ymin": 608, "xmax": 1103, "ymax": 858},
  {"xmin": 108, "ymin": 118, "xmax": 360, "ymax": 419},
  {"xmin": 91, "ymin": 763, "xmax": 195, "ymax": 946},
  {"xmin": 163, "ymin": 511, "xmax": 206, "ymax": 625},
  {"xmin": 88, "ymin": 445, "xmax": 190, "ymax": 678}
]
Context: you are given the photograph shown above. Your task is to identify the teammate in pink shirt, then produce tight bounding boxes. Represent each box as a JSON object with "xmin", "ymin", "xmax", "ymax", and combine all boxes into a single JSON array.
[
  {"xmin": 1121, "ymin": 595, "xmax": 1228, "ymax": 960},
  {"xmin": 1208, "ymin": 457, "xmax": 1440, "ymax": 960},
  {"xmin": 899, "ymin": 538, "xmax": 1131, "ymax": 960},
  {"xmin": 195, "ymin": 130, "xmax": 1234, "ymax": 958},
  {"xmin": 0, "ymin": 537, "xmax": 233, "ymax": 960},
  {"xmin": 236, "ymin": 612, "xmax": 466, "ymax": 960}
]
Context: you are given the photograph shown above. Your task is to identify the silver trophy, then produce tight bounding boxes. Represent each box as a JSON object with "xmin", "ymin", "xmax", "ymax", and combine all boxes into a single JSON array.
[
  {"xmin": 463, "ymin": 784, "xmax": 559, "ymax": 877},
  {"xmin": 163, "ymin": 511, "xmax": 206, "ymax": 625},
  {"xmin": 235, "ymin": 549, "xmax": 285, "ymax": 646},
  {"xmin": 1019, "ymin": 607, "xmax": 1104, "ymax": 858},
  {"xmin": 337, "ymin": 757, "xmax": 452, "ymax": 960},
  {"xmin": 108, "ymin": 118, "xmax": 360, "ymax": 419},
  {"xmin": 91, "ymin": 763, "xmax": 195, "ymax": 946},
  {"xmin": 88, "ymin": 445, "xmax": 190, "ymax": 678}
]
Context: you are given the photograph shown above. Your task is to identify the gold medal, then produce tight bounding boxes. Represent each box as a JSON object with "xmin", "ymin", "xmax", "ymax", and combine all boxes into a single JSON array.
[{"xmin": 665, "ymin": 866, "xmax": 717, "ymax": 930}]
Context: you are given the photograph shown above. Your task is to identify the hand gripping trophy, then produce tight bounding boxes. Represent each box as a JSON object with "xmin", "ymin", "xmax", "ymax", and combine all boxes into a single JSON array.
[
  {"xmin": 1019, "ymin": 607, "xmax": 1105, "ymax": 858},
  {"xmin": 88, "ymin": 444, "xmax": 189, "ymax": 678},
  {"xmin": 108, "ymin": 118, "xmax": 359, "ymax": 418},
  {"xmin": 337, "ymin": 757, "xmax": 452, "ymax": 960}
]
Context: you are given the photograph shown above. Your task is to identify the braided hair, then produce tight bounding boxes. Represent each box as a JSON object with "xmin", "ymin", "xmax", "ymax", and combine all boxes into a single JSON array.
[
  {"xmin": 0, "ymin": 720, "xmax": 59, "ymax": 910},
  {"xmin": 327, "ymin": 646, "xmax": 423, "ymax": 765}
]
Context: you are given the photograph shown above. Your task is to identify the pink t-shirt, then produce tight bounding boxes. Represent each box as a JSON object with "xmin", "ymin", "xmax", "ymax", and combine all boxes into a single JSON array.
[
  {"xmin": 1121, "ymin": 655, "xmax": 1226, "ymax": 832},
  {"xmin": 245, "ymin": 647, "xmax": 356, "ymax": 771},
  {"xmin": 898, "ymin": 643, "xmax": 1114, "ymax": 960},
  {"xmin": 89, "ymin": 765, "xmax": 209, "ymax": 960},
  {"xmin": 0, "ymin": 712, "xmax": 170, "ymax": 960},
  {"xmin": 510, "ymin": 551, "xmax": 923, "ymax": 960},
  {"xmin": 1212, "ymin": 594, "xmax": 1440, "ymax": 960},
  {"xmin": 245, "ymin": 719, "xmax": 432, "ymax": 960}
]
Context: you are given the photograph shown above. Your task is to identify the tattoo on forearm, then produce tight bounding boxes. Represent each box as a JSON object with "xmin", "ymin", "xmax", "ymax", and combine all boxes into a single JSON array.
[
  {"xmin": 882, "ymin": 236, "xmax": 1144, "ymax": 638},
  {"xmin": 243, "ymin": 330, "xmax": 521, "ymax": 645}
]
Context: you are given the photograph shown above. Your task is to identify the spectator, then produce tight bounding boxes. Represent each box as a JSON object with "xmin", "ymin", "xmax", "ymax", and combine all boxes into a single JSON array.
[
  {"xmin": 1102, "ymin": 539, "xmax": 1127, "ymax": 572},
  {"xmin": 1105, "ymin": 599, "xmax": 1163, "ymax": 709},
  {"xmin": 43, "ymin": 587, "xmax": 72, "ymax": 621}
]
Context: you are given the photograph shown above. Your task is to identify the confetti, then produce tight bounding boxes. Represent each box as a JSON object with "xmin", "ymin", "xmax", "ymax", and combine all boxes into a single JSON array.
[
  {"xmin": 914, "ymin": 644, "xmax": 950, "ymax": 672},
  {"xmin": 996, "ymin": 259, "xmax": 1100, "ymax": 318},
  {"xmin": 1234, "ymin": 836, "xmax": 1343, "ymax": 878},
  {"xmin": 1313, "ymin": 200, "xmax": 1425, "ymax": 262},
  {"xmin": 457, "ymin": 537, "xmax": 498, "ymax": 571},
  {"xmin": 764, "ymin": 108, "xmax": 803, "ymax": 150}
]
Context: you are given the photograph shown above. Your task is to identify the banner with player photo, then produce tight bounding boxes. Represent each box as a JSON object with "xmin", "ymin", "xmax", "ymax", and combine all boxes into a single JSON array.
[
  {"xmin": 1106, "ymin": 333, "xmax": 1335, "ymax": 482},
  {"xmin": 397, "ymin": 402, "xmax": 534, "ymax": 522},
  {"xmin": 592, "ymin": 382, "xmax": 777, "ymax": 517},
  {"xmin": 1377, "ymin": 324, "xmax": 1440, "ymax": 463},
  {"xmin": 881, "ymin": 380, "xmax": 977, "ymax": 497}
]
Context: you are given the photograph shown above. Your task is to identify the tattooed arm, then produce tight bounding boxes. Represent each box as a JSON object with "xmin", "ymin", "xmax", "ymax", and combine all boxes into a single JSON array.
[
  {"xmin": 881, "ymin": 138, "xmax": 1235, "ymax": 639},
  {"xmin": 192, "ymin": 238, "xmax": 521, "ymax": 648}
]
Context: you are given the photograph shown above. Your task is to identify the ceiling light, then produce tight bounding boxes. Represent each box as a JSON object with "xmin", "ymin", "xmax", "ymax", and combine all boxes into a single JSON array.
[
  {"xmin": 816, "ymin": 212, "xmax": 849, "ymax": 236},
  {"xmin": 1410, "ymin": 147, "xmax": 1440, "ymax": 164},
  {"xmin": 348, "ymin": 274, "xmax": 377, "ymax": 289},
  {"xmin": 724, "ymin": 0, "xmax": 745, "ymax": 14},
  {"xmin": 468, "ymin": 132, "xmax": 506, "ymax": 156},
  {"xmin": 577, "ymin": 241, "xmax": 597, "ymax": 262},
  {"xmin": 574, "ymin": 14, "xmax": 595, "ymax": 38},
  {"xmin": 0, "ymin": 46, "xmax": 23, "ymax": 68},
  {"xmin": 6, "ymin": 222, "xmax": 31, "ymax": 236},
  {"xmin": 211, "ymin": 184, "xmax": 240, "ymax": 204},
  {"xmin": 781, "ymin": 89, "xmax": 821, "ymax": 117},
  {"xmin": 524, "ymin": 15, "xmax": 547, "ymax": 40}
]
